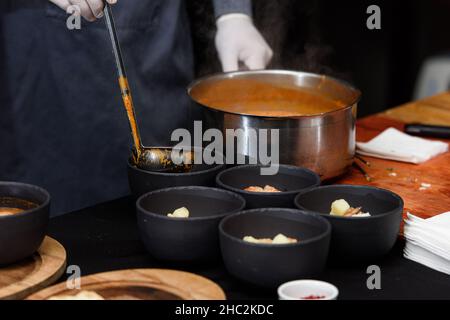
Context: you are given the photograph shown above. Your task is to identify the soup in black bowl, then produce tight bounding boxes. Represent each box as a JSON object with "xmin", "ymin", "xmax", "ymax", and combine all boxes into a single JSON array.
[
  {"xmin": 0, "ymin": 182, "xmax": 50, "ymax": 265},
  {"xmin": 128, "ymin": 152, "xmax": 226, "ymax": 198}
]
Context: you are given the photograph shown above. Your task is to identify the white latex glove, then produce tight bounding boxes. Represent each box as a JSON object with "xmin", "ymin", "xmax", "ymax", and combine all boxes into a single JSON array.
[
  {"xmin": 49, "ymin": 0, "xmax": 117, "ymax": 22},
  {"xmin": 215, "ymin": 14, "xmax": 273, "ymax": 72}
]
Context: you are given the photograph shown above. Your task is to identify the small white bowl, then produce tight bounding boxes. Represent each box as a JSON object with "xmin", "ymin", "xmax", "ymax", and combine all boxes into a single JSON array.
[{"xmin": 278, "ymin": 280, "xmax": 339, "ymax": 300}]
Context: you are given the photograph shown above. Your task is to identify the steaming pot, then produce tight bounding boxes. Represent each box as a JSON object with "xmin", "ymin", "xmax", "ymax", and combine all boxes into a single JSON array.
[{"xmin": 188, "ymin": 70, "xmax": 361, "ymax": 180}]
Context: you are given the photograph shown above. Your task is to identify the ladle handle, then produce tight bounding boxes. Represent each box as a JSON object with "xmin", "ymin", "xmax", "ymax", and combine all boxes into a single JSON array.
[{"xmin": 103, "ymin": 3, "xmax": 143, "ymax": 158}]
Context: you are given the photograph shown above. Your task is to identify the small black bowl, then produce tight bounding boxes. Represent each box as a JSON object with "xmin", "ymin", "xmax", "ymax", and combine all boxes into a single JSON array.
[
  {"xmin": 128, "ymin": 158, "xmax": 226, "ymax": 198},
  {"xmin": 216, "ymin": 165, "xmax": 321, "ymax": 209},
  {"xmin": 219, "ymin": 208, "xmax": 331, "ymax": 288},
  {"xmin": 136, "ymin": 186, "xmax": 246, "ymax": 262},
  {"xmin": 0, "ymin": 182, "xmax": 50, "ymax": 266},
  {"xmin": 294, "ymin": 185, "xmax": 403, "ymax": 263}
]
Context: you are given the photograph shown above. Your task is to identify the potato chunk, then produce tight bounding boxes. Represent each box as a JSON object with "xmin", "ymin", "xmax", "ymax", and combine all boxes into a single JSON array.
[
  {"xmin": 272, "ymin": 234, "xmax": 297, "ymax": 244},
  {"xmin": 330, "ymin": 199, "xmax": 351, "ymax": 216},
  {"xmin": 243, "ymin": 234, "xmax": 298, "ymax": 245},
  {"xmin": 167, "ymin": 207, "xmax": 190, "ymax": 218}
]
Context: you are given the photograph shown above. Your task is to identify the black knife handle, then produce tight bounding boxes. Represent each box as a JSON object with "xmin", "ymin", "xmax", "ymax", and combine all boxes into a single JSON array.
[{"xmin": 405, "ymin": 124, "xmax": 450, "ymax": 139}]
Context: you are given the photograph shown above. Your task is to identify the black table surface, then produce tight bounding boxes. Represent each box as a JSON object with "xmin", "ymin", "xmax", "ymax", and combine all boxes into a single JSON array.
[{"xmin": 48, "ymin": 197, "xmax": 450, "ymax": 300}]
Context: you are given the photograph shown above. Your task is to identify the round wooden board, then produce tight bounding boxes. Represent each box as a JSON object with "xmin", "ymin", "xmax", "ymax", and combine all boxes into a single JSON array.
[
  {"xmin": 0, "ymin": 237, "xmax": 67, "ymax": 300},
  {"xmin": 27, "ymin": 269, "xmax": 226, "ymax": 300}
]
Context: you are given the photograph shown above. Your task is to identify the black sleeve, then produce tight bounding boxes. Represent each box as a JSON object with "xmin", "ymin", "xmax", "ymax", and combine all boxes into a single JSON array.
[{"xmin": 212, "ymin": 0, "xmax": 252, "ymax": 18}]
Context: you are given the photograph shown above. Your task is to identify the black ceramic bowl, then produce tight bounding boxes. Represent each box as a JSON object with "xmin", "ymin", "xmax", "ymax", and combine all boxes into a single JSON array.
[
  {"xmin": 216, "ymin": 165, "xmax": 321, "ymax": 209},
  {"xmin": 294, "ymin": 185, "xmax": 403, "ymax": 263},
  {"xmin": 0, "ymin": 182, "xmax": 50, "ymax": 266},
  {"xmin": 128, "ymin": 158, "xmax": 226, "ymax": 198},
  {"xmin": 219, "ymin": 208, "xmax": 331, "ymax": 288},
  {"xmin": 137, "ymin": 186, "xmax": 246, "ymax": 262}
]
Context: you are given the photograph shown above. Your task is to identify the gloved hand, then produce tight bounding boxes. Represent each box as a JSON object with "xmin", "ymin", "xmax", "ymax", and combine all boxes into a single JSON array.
[
  {"xmin": 49, "ymin": 0, "xmax": 117, "ymax": 22},
  {"xmin": 215, "ymin": 14, "xmax": 273, "ymax": 72}
]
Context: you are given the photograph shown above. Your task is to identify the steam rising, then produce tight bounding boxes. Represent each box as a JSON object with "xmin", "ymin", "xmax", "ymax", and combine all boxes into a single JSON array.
[{"xmin": 187, "ymin": 0, "xmax": 348, "ymax": 80}]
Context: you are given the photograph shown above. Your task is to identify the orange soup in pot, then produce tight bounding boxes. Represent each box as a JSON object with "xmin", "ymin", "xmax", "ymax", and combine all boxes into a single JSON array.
[{"xmin": 191, "ymin": 79, "xmax": 346, "ymax": 117}]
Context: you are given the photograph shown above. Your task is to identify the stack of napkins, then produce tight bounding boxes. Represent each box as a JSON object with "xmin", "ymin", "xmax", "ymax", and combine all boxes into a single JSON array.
[
  {"xmin": 404, "ymin": 212, "xmax": 450, "ymax": 275},
  {"xmin": 356, "ymin": 127, "xmax": 448, "ymax": 164}
]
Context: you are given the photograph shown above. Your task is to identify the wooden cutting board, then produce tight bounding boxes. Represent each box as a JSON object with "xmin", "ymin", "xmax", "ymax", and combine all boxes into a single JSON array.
[
  {"xmin": 336, "ymin": 115, "xmax": 450, "ymax": 220},
  {"xmin": 27, "ymin": 269, "xmax": 226, "ymax": 300},
  {"xmin": 0, "ymin": 237, "xmax": 67, "ymax": 300}
]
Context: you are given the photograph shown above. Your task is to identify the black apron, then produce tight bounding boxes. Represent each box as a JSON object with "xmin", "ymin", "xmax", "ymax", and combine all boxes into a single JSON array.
[{"xmin": 0, "ymin": 0, "xmax": 194, "ymax": 215}]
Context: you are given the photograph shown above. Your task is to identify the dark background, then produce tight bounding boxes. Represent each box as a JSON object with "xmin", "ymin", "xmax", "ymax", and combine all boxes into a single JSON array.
[{"xmin": 187, "ymin": 0, "xmax": 450, "ymax": 117}]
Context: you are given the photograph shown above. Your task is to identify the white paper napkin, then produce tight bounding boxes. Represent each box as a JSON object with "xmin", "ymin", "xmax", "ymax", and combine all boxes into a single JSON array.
[
  {"xmin": 404, "ymin": 242, "xmax": 450, "ymax": 275},
  {"xmin": 404, "ymin": 224, "xmax": 450, "ymax": 261},
  {"xmin": 404, "ymin": 212, "xmax": 450, "ymax": 275},
  {"xmin": 356, "ymin": 127, "xmax": 448, "ymax": 164}
]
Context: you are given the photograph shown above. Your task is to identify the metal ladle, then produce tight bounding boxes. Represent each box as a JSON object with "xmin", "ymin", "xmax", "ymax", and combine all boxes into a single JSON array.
[{"xmin": 103, "ymin": 3, "xmax": 193, "ymax": 172}]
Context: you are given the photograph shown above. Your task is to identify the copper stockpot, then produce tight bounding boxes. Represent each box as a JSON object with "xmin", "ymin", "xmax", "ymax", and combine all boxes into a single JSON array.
[{"xmin": 188, "ymin": 70, "xmax": 361, "ymax": 180}]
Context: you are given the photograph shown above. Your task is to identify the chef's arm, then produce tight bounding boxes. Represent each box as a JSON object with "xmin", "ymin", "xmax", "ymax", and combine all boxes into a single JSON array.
[
  {"xmin": 212, "ymin": 0, "xmax": 273, "ymax": 72},
  {"xmin": 212, "ymin": 0, "xmax": 253, "ymax": 17},
  {"xmin": 49, "ymin": 0, "xmax": 117, "ymax": 22}
]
